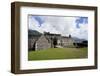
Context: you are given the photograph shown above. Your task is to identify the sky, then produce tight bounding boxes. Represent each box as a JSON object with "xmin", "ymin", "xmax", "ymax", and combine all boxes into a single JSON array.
[{"xmin": 28, "ymin": 15, "xmax": 88, "ymax": 40}]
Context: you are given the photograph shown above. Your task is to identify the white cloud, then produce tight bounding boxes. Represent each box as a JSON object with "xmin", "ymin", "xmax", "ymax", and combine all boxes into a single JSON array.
[
  {"xmin": 29, "ymin": 16, "xmax": 88, "ymax": 40},
  {"xmin": 29, "ymin": 16, "xmax": 44, "ymax": 33},
  {"xmin": 70, "ymin": 23, "xmax": 88, "ymax": 40}
]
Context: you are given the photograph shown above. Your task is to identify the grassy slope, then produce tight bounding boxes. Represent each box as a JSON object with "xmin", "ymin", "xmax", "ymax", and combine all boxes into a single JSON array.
[{"xmin": 28, "ymin": 48, "xmax": 88, "ymax": 61}]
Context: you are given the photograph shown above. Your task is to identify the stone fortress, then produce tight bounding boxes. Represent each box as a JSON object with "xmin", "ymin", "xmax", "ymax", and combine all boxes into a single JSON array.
[{"xmin": 28, "ymin": 30, "xmax": 75, "ymax": 51}]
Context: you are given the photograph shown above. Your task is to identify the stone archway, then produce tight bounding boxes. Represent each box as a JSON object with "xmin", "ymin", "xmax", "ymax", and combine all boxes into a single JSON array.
[
  {"xmin": 32, "ymin": 43, "xmax": 36, "ymax": 51},
  {"xmin": 53, "ymin": 37, "xmax": 58, "ymax": 48}
]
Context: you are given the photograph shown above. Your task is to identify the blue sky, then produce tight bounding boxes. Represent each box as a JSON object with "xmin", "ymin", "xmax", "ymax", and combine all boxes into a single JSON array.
[
  {"xmin": 33, "ymin": 16, "xmax": 45, "ymax": 27},
  {"xmin": 75, "ymin": 17, "xmax": 88, "ymax": 28},
  {"xmin": 28, "ymin": 15, "xmax": 88, "ymax": 40}
]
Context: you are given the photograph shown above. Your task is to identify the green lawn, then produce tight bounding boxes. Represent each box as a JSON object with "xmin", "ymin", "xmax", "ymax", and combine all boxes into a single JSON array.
[{"xmin": 28, "ymin": 47, "xmax": 88, "ymax": 61}]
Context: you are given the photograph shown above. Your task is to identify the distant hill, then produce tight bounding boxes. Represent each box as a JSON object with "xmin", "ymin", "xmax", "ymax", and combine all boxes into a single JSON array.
[
  {"xmin": 28, "ymin": 29, "xmax": 42, "ymax": 36},
  {"xmin": 72, "ymin": 37, "xmax": 87, "ymax": 43}
]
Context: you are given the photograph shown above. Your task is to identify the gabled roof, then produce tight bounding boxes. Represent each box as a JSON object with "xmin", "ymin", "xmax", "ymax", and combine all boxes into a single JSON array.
[{"xmin": 35, "ymin": 34, "xmax": 51, "ymax": 43}]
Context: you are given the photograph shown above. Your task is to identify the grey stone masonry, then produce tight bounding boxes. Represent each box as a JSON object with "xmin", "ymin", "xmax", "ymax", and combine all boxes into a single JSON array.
[{"xmin": 36, "ymin": 35, "xmax": 51, "ymax": 50}]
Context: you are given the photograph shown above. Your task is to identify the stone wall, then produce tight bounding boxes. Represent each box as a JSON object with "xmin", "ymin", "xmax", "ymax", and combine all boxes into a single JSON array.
[
  {"xmin": 61, "ymin": 37, "xmax": 74, "ymax": 47},
  {"xmin": 28, "ymin": 33, "xmax": 75, "ymax": 51},
  {"xmin": 28, "ymin": 38, "xmax": 36, "ymax": 50},
  {"xmin": 36, "ymin": 35, "xmax": 51, "ymax": 50}
]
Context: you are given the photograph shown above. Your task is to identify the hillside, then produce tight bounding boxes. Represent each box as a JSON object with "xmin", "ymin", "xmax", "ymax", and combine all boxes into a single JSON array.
[{"xmin": 28, "ymin": 29, "xmax": 42, "ymax": 36}]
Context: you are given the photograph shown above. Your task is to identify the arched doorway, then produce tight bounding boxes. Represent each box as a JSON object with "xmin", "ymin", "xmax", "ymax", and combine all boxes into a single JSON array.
[
  {"xmin": 53, "ymin": 37, "xmax": 58, "ymax": 48},
  {"xmin": 32, "ymin": 43, "xmax": 36, "ymax": 51}
]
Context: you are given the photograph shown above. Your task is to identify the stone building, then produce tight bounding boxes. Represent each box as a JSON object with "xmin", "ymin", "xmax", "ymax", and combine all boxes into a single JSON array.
[
  {"xmin": 44, "ymin": 32, "xmax": 61, "ymax": 48},
  {"xmin": 61, "ymin": 36, "xmax": 74, "ymax": 47},
  {"xmin": 35, "ymin": 34, "xmax": 51, "ymax": 50},
  {"xmin": 28, "ymin": 30, "xmax": 74, "ymax": 51}
]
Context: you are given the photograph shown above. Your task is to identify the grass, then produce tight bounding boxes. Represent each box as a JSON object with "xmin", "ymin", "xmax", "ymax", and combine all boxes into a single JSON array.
[{"xmin": 28, "ymin": 47, "xmax": 88, "ymax": 61}]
